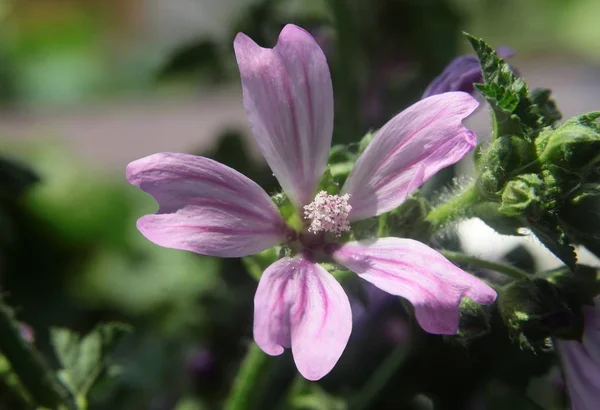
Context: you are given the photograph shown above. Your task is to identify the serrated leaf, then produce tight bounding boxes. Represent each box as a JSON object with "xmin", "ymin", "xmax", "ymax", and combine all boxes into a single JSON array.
[
  {"xmin": 465, "ymin": 33, "xmax": 539, "ymax": 138},
  {"xmin": 51, "ymin": 323, "xmax": 131, "ymax": 401},
  {"xmin": 530, "ymin": 88, "xmax": 562, "ymax": 127},
  {"xmin": 540, "ymin": 265, "xmax": 600, "ymax": 310}
]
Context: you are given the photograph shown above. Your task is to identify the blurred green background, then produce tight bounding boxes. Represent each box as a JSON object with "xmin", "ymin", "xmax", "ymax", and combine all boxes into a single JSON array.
[{"xmin": 1, "ymin": 0, "xmax": 599, "ymax": 409}]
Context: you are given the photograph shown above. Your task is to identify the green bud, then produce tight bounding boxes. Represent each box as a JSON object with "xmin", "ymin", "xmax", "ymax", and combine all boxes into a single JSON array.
[
  {"xmin": 387, "ymin": 191, "xmax": 432, "ymax": 242},
  {"xmin": 499, "ymin": 173, "xmax": 543, "ymax": 217},
  {"xmin": 499, "ymin": 278, "xmax": 583, "ymax": 349},
  {"xmin": 536, "ymin": 112, "xmax": 600, "ymax": 171},
  {"xmin": 452, "ymin": 297, "xmax": 493, "ymax": 344},
  {"xmin": 478, "ymin": 136, "xmax": 536, "ymax": 197}
]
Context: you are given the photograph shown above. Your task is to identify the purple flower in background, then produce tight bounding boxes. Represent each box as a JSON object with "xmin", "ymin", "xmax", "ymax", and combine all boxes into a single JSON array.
[
  {"xmin": 422, "ymin": 46, "xmax": 515, "ymax": 98},
  {"xmin": 186, "ymin": 346, "xmax": 216, "ymax": 383},
  {"xmin": 557, "ymin": 297, "xmax": 600, "ymax": 410},
  {"xmin": 19, "ymin": 323, "xmax": 35, "ymax": 343},
  {"xmin": 127, "ymin": 24, "xmax": 496, "ymax": 380}
]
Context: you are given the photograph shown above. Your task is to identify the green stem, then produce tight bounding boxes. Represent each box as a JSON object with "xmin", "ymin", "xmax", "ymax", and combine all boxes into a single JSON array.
[
  {"xmin": 328, "ymin": 0, "xmax": 362, "ymax": 143},
  {"xmin": 440, "ymin": 250, "xmax": 529, "ymax": 280},
  {"xmin": 0, "ymin": 300, "xmax": 76, "ymax": 410},
  {"xmin": 223, "ymin": 342, "xmax": 273, "ymax": 410},
  {"xmin": 425, "ymin": 184, "xmax": 480, "ymax": 230},
  {"xmin": 350, "ymin": 343, "xmax": 411, "ymax": 410}
]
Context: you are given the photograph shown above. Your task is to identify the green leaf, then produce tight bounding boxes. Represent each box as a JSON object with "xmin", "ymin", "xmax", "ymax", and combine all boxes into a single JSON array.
[
  {"xmin": 465, "ymin": 33, "xmax": 539, "ymax": 138},
  {"xmin": 540, "ymin": 264, "xmax": 600, "ymax": 312},
  {"xmin": 561, "ymin": 188, "xmax": 600, "ymax": 259},
  {"xmin": 51, "ymin": 323, "xmax": 131, "ymax": 404},
  {"xmin": 527, "ymin": 213, "xmax": 577, "ymax": 270},
  {"xmin": 529, "ymin": 88, "xmax": 562, "ymax": 127}
]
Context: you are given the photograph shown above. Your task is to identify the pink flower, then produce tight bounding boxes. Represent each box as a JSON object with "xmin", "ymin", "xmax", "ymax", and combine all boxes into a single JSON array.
[{"xmin": 126, "ymin": 24, "xmax": 496, "ymax": 380}]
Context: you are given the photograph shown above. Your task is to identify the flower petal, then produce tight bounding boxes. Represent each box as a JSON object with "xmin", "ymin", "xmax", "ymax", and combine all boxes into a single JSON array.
[
  {"xmin": 558, "ymin": 340, "xmax": 600, "ymax": 410},
  {"xmin": 127, "ymin": 152, "xmax": 286, "ymax": 257},
  {"xmin": 557, "ymin": 297, "xmax": 600, "ymax": 410},
  {"xmin": 253, "ymin": 257, "xmax": 352, "ymax": 380},
  {"xmin": 234, "ymin": 24, "xmax": 334, "ymax": 208},
  {"xmin": 330, "ymin": 238, "xmax": 496, "ymax": 334},
  {"xmin": 342, "ymin": 92, "xmax": 478, "ymax": 221}
]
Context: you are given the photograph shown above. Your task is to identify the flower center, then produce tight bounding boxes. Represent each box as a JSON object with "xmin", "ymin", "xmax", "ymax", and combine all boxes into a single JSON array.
[{"xmin": 303, "ymin": 191, "xmax": 352, "ymax": 237}]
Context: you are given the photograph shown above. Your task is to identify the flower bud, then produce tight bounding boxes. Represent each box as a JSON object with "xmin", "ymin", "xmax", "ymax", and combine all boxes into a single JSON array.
[
  {"xmin": 454, "ymin": 297, "xmax": 493, "ymax": 343},
  {"xmin": 478, "ymin": 136, "xmax": 535, "ymax": 197},
  {"xmin": 499, "ymin": 174, "xmax": 543, "ymax": 217},
  {"xmin": 499, "ymin": 278, "xmax": 584, "ymax": 350},
  {"xmin": 536, "ymin": 112, "xmax": 600, "ymax": 171}
]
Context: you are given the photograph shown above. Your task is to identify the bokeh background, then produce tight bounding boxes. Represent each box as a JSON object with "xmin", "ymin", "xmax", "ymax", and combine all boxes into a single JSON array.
[{"xmin": 1, "ymin": 0, "xmax": 600, "ymax": 409}]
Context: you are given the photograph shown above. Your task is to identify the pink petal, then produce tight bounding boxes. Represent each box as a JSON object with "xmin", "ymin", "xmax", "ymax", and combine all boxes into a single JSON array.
[
  {"xmin": 330, "ymin": 238, "xmax": 496, "ymax": 334},
  {"xmin": 557, "ymin": 297, "xmax": 600, "ymax": 410},
  {"xmin": 234, "ymin": 24, "xmax": 334, "ymax": 209},
  {"xmin": 253, "ymin": 257, "xmax": 352, "ymax": 380},
  {"xmin": 558, "ymin": 340, "xmax": 600, "ymax": 410},
  {"xmin": 126, "ymin": 152, "xmax": 286, "ymax": 258},
  {"xmin": 342, "ymin": 92, "xmax": 478, "ymax": 221}
]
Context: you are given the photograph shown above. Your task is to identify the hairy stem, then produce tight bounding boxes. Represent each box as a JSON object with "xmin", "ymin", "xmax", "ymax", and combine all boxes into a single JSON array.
[
  {"xmin": 223, "ymin": 342, "xmax": 273, "ymax": 410},
  {"xmin": 425, "ymin": 184, "xmax": 480, "ymax": 230}
]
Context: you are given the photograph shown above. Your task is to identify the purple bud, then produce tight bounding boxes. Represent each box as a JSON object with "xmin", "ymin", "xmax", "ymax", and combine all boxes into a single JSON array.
[{"xmin": 422, "ymin": 47, "xmax": 516, "ymax": 99}]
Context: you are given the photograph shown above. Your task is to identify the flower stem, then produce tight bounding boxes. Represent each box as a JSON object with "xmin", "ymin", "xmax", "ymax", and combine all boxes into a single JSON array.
[
  {"xmin": 440, "ymin": 250, "xmax": 529, "ymax": 280},
  {"xmin": 223, "ymin": 342, "xmax": 272, "ymax": 410},
  {"xmin": 350, "ymin": 343, "xmax": 411, "ymax": 410},
  {"xmin": 425, "ymin": 184, "xmax": 480, "ymax": 230},
  {"xmin": 0, "ymin": 300, "xmax": 77, "ymax": 410},
  {"xmin": 328, "ymin": 0, "xmax": 362, "ymax": 143}
]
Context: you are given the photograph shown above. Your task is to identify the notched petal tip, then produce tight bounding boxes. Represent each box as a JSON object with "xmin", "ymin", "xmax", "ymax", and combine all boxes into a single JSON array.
[
  {"xmin": 343, "ymin": 92, "xmax": 480, "ymax": 221},
  {"xmin": 253, "ymin": 257, "xmax": 352, "ymax": 380},
  {"xmin": 331, "ymin": 238, "xmax": 495, "ymax": 335},
  {"xmin": 233, "ymin": 24, "xmax": 334, "ymax": 210},
  {"xmin": 125, "ymin": 153, "xmax": 166, "ymax": 187},
  {"xmin": 126, "ymin": 152, "xmax": 285, "ymax": 258},
  {"xmin": 278, "ymin": 24, "xmax": 316, "ymax": 44}
]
